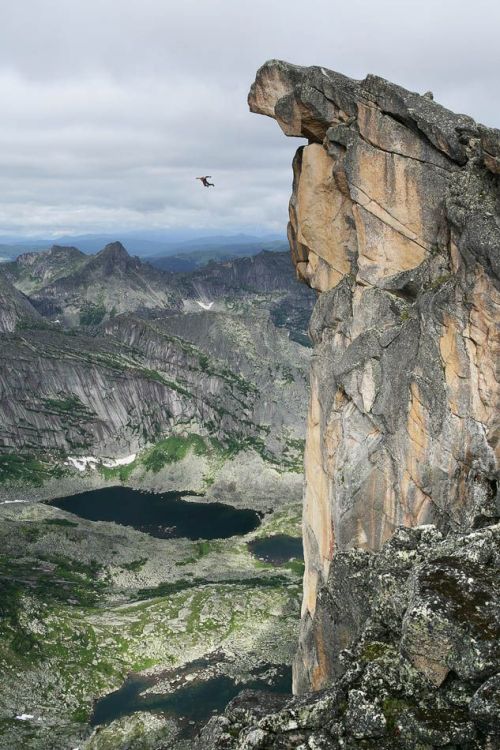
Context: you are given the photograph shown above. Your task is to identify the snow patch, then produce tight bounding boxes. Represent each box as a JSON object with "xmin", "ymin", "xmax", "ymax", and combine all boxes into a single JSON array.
[
  {"xmin": 101, "ymin": 454, "xmax": 136, "ymax": 468},
  {"xmin": 15, "ymin": 714, "xmax": 34, "ymax": 721},
  {"xmin": 65, "ymin": 456, "xmax": 99, "ymax": 472},
  {"xmin": 0, "ymin": 499, "xmax": 28, "ymax": 505},
  {"xmin": 65, "ymin": 454, "xmax": 136, "ymax": 472},
  {"xmin": 196, "ymin": 300, "xmax": 214, "ymax": 311}
]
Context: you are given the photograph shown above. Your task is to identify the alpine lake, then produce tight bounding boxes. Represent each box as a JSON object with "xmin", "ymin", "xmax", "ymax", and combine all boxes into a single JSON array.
[{"xmin": 0, "ymin": 484, "xmax": 303, "ymax": 750}]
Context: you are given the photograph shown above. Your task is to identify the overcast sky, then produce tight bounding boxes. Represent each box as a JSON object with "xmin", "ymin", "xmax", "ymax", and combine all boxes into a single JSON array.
[{"xmin": 1, "ymin": 0, "xmax": 498, "ymax": 238}]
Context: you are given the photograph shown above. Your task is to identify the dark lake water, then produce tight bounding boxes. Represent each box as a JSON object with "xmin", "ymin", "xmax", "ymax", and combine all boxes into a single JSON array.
[
  {"xmin": 47, "ymin": 486, "xmax": 261, "ymax": 540},
  {"xmin": 91, "ymin": 664, "xmax": 292, "ymax": 735},
  {"xmin": 247, "ymin": 534, "xmax": 303, "ymax": 565}
]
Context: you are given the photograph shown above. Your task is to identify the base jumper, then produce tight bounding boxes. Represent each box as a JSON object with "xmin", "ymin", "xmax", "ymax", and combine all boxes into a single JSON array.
[{"xmin": 196, "ymin": 176, "xmax": 215, "ymax": 187}]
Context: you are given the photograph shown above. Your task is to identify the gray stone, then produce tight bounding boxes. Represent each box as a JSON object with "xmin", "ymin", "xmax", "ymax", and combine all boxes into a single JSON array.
[
  {"xmin": 469, "ymin": 673, "xmax": 500, "ymax": 730},
  {"xmin": 200, "ymin": 525, "xmax": 500, "ymax": 749},
  {"xmin": 345, "ymin": 689, "xmax": 387, "ymax": 738}
]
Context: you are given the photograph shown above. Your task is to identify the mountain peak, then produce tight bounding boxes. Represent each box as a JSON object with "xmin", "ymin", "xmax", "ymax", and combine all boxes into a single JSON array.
[
  {"xmin": 98, "ymin": 241, "xmax": 130, "ymax": 259},
  {"xmin": 94, "ymin": 242, "xmax": 137, "ymax": 273}
]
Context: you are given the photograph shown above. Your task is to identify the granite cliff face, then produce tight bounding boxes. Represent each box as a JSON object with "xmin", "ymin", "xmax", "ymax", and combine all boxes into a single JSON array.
[{"xmin": 248, "ymin": 60, "xmax": 500, "ymax": 695}]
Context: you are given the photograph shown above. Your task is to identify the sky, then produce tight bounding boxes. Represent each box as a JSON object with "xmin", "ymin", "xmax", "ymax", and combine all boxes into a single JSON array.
[{"xmin": 0, "ymin": 0, "xmax": 498, "ymax": 239}]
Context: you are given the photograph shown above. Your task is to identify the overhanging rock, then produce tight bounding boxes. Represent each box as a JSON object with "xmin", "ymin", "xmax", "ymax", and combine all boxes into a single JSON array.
[{"xmin": 249, "ymin": 59, "xmax": 499, "ymax": 693}]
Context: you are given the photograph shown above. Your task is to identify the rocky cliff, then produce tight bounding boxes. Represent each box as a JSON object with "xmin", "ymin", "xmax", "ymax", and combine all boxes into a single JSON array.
[
  {"xmin": 0, "ymin": 270, "xmax": 43, "ymax": 333},
  {"xmin": 248, "ymin": 60, "xmax": 499, "ymax": 696}
]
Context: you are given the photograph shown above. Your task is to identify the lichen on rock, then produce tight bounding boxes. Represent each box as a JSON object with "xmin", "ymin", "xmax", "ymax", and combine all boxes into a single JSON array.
[{"xmin": 198, "ymin": 524, "xmax": 499, "ymax": 748}]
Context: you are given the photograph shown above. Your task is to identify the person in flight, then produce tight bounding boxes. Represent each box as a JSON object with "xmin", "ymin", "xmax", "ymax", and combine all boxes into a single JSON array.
[{"xmin": 196, "ymin": 175, "xmax": 215, "ymax": 187}]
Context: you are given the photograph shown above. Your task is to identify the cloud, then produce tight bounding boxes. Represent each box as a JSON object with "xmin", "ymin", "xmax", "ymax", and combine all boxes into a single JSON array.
[{"xmin": 0, "ymin": 0, "xmax": 498, "ymax": 236}]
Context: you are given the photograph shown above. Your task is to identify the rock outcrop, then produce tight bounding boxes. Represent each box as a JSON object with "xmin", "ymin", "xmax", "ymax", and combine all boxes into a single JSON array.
[
  {"xmin": 248, "ymin": 60, "xmax": 500, "ymax": 695},
  {"xmin": 0, "ymin": 271, "xmax": 43, "ymax": 333},
  {"xmin": 198, "ymin": 524, "xmax": 500, "ymax": 749},
  {"xmin": 3, "ymin": 245, "xmax": 88, "ymax": 295}
]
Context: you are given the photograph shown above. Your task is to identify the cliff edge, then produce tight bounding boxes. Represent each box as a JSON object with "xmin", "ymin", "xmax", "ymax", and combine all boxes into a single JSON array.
[{"xmin": 248, "ymin": 60, "xmax": 499, "ymax": 696}]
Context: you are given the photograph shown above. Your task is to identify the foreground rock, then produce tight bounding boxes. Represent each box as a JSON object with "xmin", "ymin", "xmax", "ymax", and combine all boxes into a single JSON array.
[
  {"xmin": 249, "ymin": 59, "xmax": 500, "ymax": 694},
  {"xmin": 198, "ymin": 524, "xmax": 499, "ymax": 749}
]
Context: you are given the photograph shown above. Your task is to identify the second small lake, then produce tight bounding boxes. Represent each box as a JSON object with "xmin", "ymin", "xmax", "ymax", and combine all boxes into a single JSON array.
[
  {"xmin": 91, "ymin": 664, "xmax": 292, "ymax": 736},
  {"xmin": 247, "ymin": 534, "xmax": 303, "ymax": 565},
  {"xmin": 47, "ymin": 486, "xmax": 261, "ymax": 540}
]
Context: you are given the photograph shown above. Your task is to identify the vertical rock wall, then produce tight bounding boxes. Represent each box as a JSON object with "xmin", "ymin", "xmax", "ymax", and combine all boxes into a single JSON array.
[{"xmin": 249, "ymin": 60, "xmax": 500, "ymax": 693}]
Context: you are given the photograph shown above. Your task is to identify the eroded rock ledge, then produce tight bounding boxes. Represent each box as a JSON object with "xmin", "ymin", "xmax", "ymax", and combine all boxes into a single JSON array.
[{"xmin": 248, "ymin": 60, "xmax": 499, "ymax": 697}]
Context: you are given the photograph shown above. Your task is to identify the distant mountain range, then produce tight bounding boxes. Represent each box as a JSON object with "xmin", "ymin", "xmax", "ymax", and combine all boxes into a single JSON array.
[
  {"xmin": 145, "ymin": 239, "xmax": 289, "ymax": 272},
  {"xmin": 4, "ymin": 242, "xmax": 181, "ymax": 325},
  {"xmin": 2, "ymin": 241, "xmax": 311, "ymax": 331},
  {"xmin": 0, "ymin": 231, "xmax": 287, "ymax": 265},
  {"xmin": 0, "ymin": 238, "xmax": 314, "ymax": 470}
]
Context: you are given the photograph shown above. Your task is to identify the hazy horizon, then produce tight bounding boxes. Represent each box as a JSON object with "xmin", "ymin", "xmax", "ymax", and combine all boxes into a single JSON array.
[{"xmin": 0, "ymin": 229, "xmax": 289, "ymax": 262}]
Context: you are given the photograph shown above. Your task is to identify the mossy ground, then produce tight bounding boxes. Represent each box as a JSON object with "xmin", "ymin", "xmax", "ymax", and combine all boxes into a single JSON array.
[
  {"xmin": 0, "ymin": 499, "xmax": 302, "ymax": 749},
  {"xmin": 96, "ymin": 432, "xmax": 303, "ymax": 485},
  {"xmin": 0, "ymin": 455, "xmax": 67, "ymax": 487}
]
